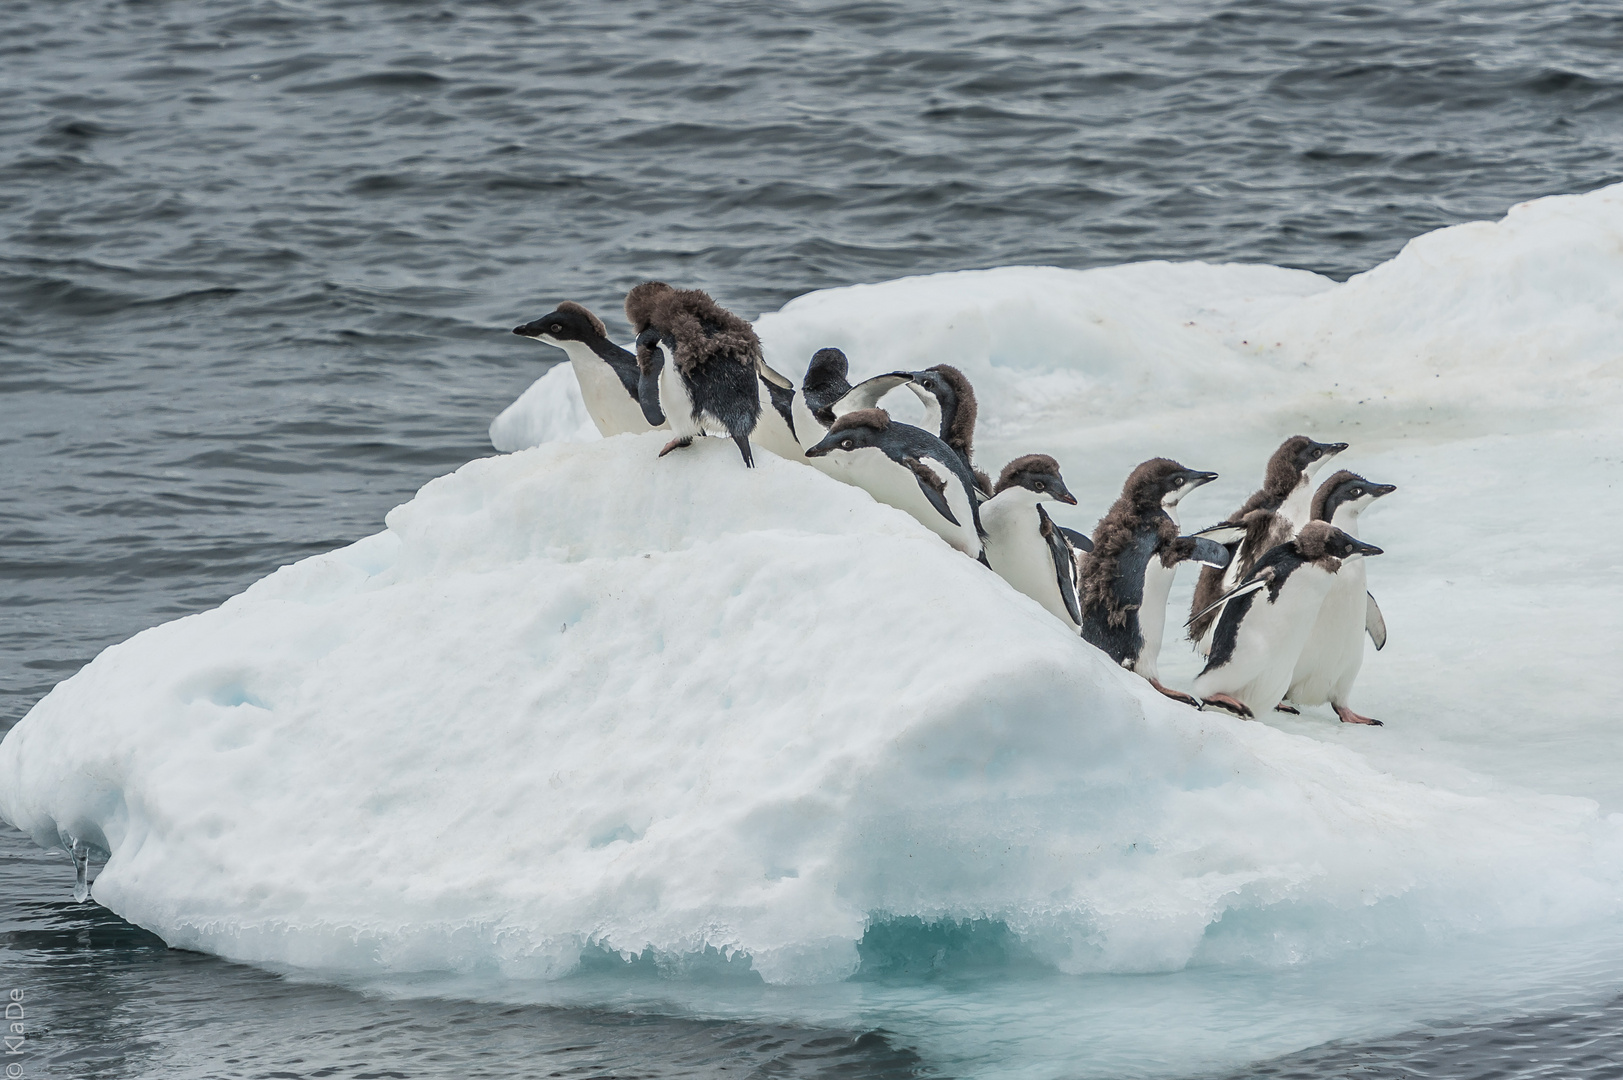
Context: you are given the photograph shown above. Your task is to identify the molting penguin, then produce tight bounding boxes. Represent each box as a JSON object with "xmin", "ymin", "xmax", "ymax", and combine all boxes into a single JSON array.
[
  {"xmin": 512, "ymin": 302, "xmax": 666, "ymax": 436},
  {"xmin": 1078, "ymin": 459, "xmax": 1228, "ymax": 705},
  {"xmin": 1283, "ymin": 470, "xmax": 1398, "ymax": 724},
  {"xmin": 1188, "ymin": 435, "xmax": 1349, "ymax": 649},
  {"xmin": 804, "ymin": 409, "xmax": 986, "ymax": 559},
  {"xmin": 980, "ymin": 455, "xmax": 1084, "ymax": 628},
  {"xmin": 901, "ymin": 364, "xmax": 988, "ymax": 493},
  {"xmin": 1189, "ymin": 521, "xmax": 1383, "ymax": 720},
  {"xmin": 799, "ymin": 348, "xmax": 913, "ymax": 429},
  {"xmin": 625, "ymin": 281, "xmax": 762, "ymax": 467}
]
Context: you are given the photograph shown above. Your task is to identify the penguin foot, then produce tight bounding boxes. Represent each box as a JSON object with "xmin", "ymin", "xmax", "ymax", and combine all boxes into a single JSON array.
[
  {"xmin": 1148, "ymin": 678, "xmax": 1200, "ymax": 708},
  {"xmin": 1274, "ymin": 702, "xmax": 1300, "ymax": 715},
  {"xmin": 1334, "ymin": 704, "xmax": 1383, "ymax": 727},
  {"xmin": 658, "ymin": 437, "xmax": 694, "ymax": 458},
  {"xmin": 1201, "ymin": 694, "xmax": 1254, "ymax": 720}
]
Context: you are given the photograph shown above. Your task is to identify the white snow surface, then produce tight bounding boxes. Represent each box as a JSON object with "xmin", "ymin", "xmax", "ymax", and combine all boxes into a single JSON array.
[{"xmin": 6, "ymin": 184, "xmax": 1623, "ymax": 1078}]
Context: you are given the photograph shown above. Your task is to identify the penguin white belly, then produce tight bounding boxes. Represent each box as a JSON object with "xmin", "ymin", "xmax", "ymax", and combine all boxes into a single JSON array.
[
  {"xmin": 1134, "ymin": 557, "xmax": 1176, "ymax": 681},
  {"xmin": 559, "ymin": 341, "xmax": 662, "ymax": 437},
  {"xmin": 1287, "ymin": 559, "xmax": 1367, "ymax": 707},
  {"xmin": 1193, "ymin": 570, "xmax": 1333, "ymax": 715},
  {"xmin": 983, "ymin": 500, "xmax": 1073, "ymax": 627},
  {"xmin": 751, "ymin": 380, "xmax": 805, "ymax": 462},
  {"xmin": 657, "ymin": 361, "xmax": 733, "ymax": 441},
  {"xmin": 842, "ymin": 448, "xmax": 979, "ymax": 557}
]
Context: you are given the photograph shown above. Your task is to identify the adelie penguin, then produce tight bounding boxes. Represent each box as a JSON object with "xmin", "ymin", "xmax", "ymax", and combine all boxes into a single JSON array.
[
  {"xmin": 511, "ymin": 302, "xmax": 666, "ymax": 436},
  {"xmin": 804, "ymin": 408, "xmax": 986, "ymax": 560},
  {"xmin": 899, "ymin": 364, "xmax": 989, "ymax": 493},
  {"xmin": 1189, "ymin": 521, "xmax": 1383, "ymax": 720},
  {"xmin": 1078, "ymin": 458, "xmax": 1230, "ymax": 706},
  {"xmin": 624, "ymin": 281, "xmax": 761, "ymax": 467},
  {"xmin": 980, "ymin": 455, "xmax": 1086, "ymax": 628},
  {"xmin": 1188, "ymin": 435, "xmax": 1349, "ymax": 651},
  {"xmin": 1281, "ymin": 470, "xmax": 1398, "ymax": 724}
]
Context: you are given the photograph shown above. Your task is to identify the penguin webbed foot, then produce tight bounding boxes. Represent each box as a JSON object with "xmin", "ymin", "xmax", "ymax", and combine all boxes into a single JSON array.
[
  {"xmin": 1274, "ymin": 702, "xmax": 1300, "ymax": 715},
  {"xmin": 658, "ymin": 437, "xmax": 694, "ymax": 458},
  {"xmin": 1200, "ymin": 694, "xmax": 1254, "ymax": 720},
  {"xmin": 1334, "ymin": 704, "xmax": 1383, "ymax": 727},
  {"xmin": 1147, "ymin": 678, "xmax": 1200, "ymax": 709}
]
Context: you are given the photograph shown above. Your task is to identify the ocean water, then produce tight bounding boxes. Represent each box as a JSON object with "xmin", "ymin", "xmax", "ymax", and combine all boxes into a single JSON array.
[{"xmin": 4, "ymin": 1, "xmax": 1623, "ymax": 1077}]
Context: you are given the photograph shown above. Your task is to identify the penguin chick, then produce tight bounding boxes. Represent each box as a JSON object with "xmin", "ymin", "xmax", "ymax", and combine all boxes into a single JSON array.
[
  {"xmin": 1283, "ymin": 470, "xmax": 1398, "ymax": 724},
  {"xmin": 1188, "ymin": 435, "xmax": 1349, "ymax": 648},
  {"xmin": 1190, "ymin": 521, "xmax": 1383, "ymax": 720},
  {"xmin": 980, "ymin": 454, "xmax": 1083, "ymax": 628},
  {"xmin": 1079, "ymin": 458, "xmax": 1227, "ymax": 706},
  {"xmin": 624, "ymin": 282, "xmax": 762, "ymax": 467},
  {"xmin": 902, "ymin": 364, "xmax": 988, "ymax": 493},
  {"xmin": 804, "ymin": 409, "xmax": 986, "ymax": 559},
  {"xmin": 512, "ymin": 302, "xmax": 666, "ymax": 435}
]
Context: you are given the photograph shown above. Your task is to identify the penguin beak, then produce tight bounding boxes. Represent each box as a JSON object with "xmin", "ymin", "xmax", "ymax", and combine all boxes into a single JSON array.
[
  {"xmin": 1349, "ymin": 538, "xmax": 1384, "ymax": 558},
  {"xmin": 1052, "ymin": 481, "xmax": 1078, "ymax": 505},
  {"xmin": 1184, "ymin": 470, "xmax": 1219, "ymax": 489},
  {"xmin": 1320, "ymin": 441, "xmax": 1350, "ymax": 457},
  {"xmin": 804, "ymin": 434, "xmax": 837, "ymax": 458},
  {"xmin": 513, "ymin": 320, "xmax": 545, "ymax": 338},
  {"xmin": 1372, "ymin": 482, "xmax": 1398, "ymax": 497}
]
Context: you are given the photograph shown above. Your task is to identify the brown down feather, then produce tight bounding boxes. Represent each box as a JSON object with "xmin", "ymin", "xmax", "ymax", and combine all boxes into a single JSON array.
[
  {"xmin": 1080, "ymin": 459, "xmax": 1185, "ymax": 627},
  {"xmin": 623, "ymin": 281, "xmax": 674, "ymax": 334},
  {"xmin": 903, "ymin": 456, "xmax": 946, "ymax": 499},
  {"xmin": 1295, "ymin": 520, "xmax": 1343, "ymax": 570},
  {"xmin": 828, "ymin": 408, "xmax": 889, "ymax": 434},
  {"xmin": 555, "ymin": 300, "xmax": 608, "ymax": 339},
  {"xmin": 930, "ymin": 364, "xmax": 977, "ymax": 456},
  {"xmin": 993, "ymin": 453, "xmax": 1062, "ymax": 494},
  {"xmin": 649, "ymin": 288, "xmax": 762, "ymax": 375}
]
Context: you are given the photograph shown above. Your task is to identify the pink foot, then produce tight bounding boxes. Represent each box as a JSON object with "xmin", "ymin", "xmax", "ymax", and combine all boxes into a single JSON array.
[
  {"xmin": 1149, "ymin": 678, "xmax": 1200, "ymax": 708},
  {"xmin": 1274, "ymin": 702, "xmax": 1300, "ymax": 715},
  {"xmin": 1201, "ymin": 693, "xmax": 1254, "ymax": 720},
  {"xmin": 1334, "ymin": 704, "xmax": 1383, "ymax": 726},
  {"xmin": 658, "ymin": 437, "xmax": 693, "ymax": 458}
]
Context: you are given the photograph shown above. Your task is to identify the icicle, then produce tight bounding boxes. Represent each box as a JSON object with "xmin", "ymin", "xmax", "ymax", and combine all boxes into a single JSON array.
[{"xmin": 70, "ymin": 838, "xmax": 89, "ymax": 903}]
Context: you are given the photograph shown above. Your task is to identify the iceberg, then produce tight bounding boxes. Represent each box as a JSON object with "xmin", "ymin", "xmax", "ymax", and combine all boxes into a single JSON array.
[{"xmin": 5, "ymin": 184, "xmax": 1623, "ymax": 1077}]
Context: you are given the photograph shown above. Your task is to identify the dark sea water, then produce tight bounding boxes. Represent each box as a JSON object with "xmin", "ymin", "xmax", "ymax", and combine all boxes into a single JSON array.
[{"xmin": 3, "ymin": 1, "xmax": 1622, "ymax": 1076}]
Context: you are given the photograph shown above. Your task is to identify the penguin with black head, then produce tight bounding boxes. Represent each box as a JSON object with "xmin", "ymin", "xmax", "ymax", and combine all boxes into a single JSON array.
[
  {"xmin": 899, "ymin": 364, "xmax": 989, "ymax": 493},
  {"xmin": 1190, "ymin": 521, "xmax": 1383, "ymax": 720},
  {"xmin": 804, "ymin": 408, "xmax": 986, "ymax": 560},
  {"xmin": 1282, "ymin": 470, "xmax": 1398, "ymax": 724},
  {"xmin": 625, "ymin": 281, "xmax": 762, "ymax": 466},
  {"xmin": 512, "ymin": 301, "xmax": 665, "ymax": 435},
  {"xmin": 1188, "ymin": 435, "xmax": 1348, "ymax": 649},
  {"xmin": 1078, "ymin": 458, "xmax": 1228, "ymax": 705},
  {"xmin": 980, "ymin": 454, "xmax": 1085, "ymax": 628}
]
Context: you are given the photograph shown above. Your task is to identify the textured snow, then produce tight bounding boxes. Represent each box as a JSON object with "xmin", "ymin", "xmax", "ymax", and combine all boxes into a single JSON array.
[{"xmin": 6, "ymin": 183, "xmax": 1623, "ymax": 1077}]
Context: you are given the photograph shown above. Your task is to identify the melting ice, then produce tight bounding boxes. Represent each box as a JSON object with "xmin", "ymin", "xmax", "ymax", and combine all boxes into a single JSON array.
[{"xmin": 6, "ymin": 185, "xmax": 1623, "ymax": 1078}]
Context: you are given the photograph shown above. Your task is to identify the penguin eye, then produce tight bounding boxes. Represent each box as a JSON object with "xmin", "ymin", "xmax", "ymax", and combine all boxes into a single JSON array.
[
  {"xmin": 841, "ymin": 438, "xmax": 854, "ymax": 450},
  {"xmin": 550, "ymin": 323, "xmax": 563, "ymax": 333},
  {"xmin": 1311, "ymin": 449, "xmax": 1323, "ymax": 459},
  {"xmin": 1351, "ymin": 487, "xmax": 1363, "ymax": 496},
  {"xmin": 1033, "ymin": 480, "xmax": 1046, "ymax": 491}
]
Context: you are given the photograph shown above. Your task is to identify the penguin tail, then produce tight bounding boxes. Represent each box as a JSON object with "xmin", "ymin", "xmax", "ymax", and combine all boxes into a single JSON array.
[{"xmin": 733, "ymin": 434, "xmax": 755, "ymax": 468}]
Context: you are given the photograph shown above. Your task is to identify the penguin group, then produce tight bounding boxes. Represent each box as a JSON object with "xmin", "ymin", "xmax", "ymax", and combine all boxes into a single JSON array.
[{"xmin": 513, "ymin": 285, "xmax": 1397, "ymax": 726}]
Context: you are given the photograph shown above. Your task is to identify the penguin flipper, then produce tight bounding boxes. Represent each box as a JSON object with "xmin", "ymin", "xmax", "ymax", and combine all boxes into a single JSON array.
[
  {"xmin": 1058, "ymin": 525, "xmax": 1095, "ymax": 554},
  {"xmin": 760, "ymin": 375, "xmax": 797, "ymax": 441},
  {"xmin": 733, "ymin": 434, "xmax": 755, "ymax": 468},
  {"xmin": 1186, "ymin": 573, "xmax": 1272, "ymax": 628},
  {"xmin": 756, "ymin": 357, "xmax": 795, "ymax": 389},
  {"xmin": 1184, "ymin": 536, "xmax": 1232, "ymax": 569},
  {"xmin": 634, "ymin": 329, "xmax": 667, "ymax": 426},
  {"xmin": 1192, "ymin": 522, "xmax": 1246, "ymax": 546},
  {"xmin": 832, "ymin": 373, "xmax": 911, "ymax": 416},
  {"xmin": 903, "ymin": 456, "xmax": 960, "ymax": 527},
  {"xmin": 1038, "ymin": 506, "xmax": 1083, "ymax": 626},
  {"xmin": 1365, "ymin": 591, "xmax": 1387, "ymax": 651}
]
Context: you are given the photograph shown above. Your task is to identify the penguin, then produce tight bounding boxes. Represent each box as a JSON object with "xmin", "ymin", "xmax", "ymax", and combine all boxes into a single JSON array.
[
  {"xmin": 1282, "ymin": 471, "xmax": 1398, "ymax": 724},
  {"xmin": 900, "ymin": 364, "xmax": 989, "ymax": 493},
  {"xmin": 511, "ymin": 302, "xmax": 666, "ymax": 435},
  {"xmin": 980, "ymin": 454, "xmax": 1085, "ymax": 628},
  {"xmin": 1187, "ymin": 435, "xmax": 1349, "ymax": 649},
  {"xmin": 1189, "ymin": 521, "xmax": 1383, "ymax": 719},
  {"xmin": 799, "ymin": 348, "xmax": 913, "ymax": 428},
  {"xmin": 624, "ymin": 281, "xmax": 761, "ymax": 467},
  {"xmin": 804, "ymin": 409, "xmax": 986, "ymax": 559},
  {"xmin": 1078, "ymin": 459, "xmax": 1229, "ymax": 706}
]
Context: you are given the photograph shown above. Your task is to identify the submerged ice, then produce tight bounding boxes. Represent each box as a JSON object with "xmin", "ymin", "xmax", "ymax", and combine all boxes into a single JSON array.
[{"xmin": 5, "ymin": 185, "xmax": 1623, "ymax": 1075}]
